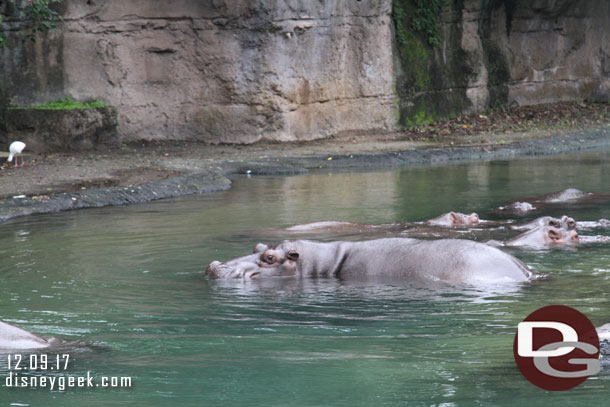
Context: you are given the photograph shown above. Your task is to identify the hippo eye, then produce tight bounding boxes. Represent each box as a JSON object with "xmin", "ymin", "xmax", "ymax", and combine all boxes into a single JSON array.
[
  {"xmin": 261, "ymin": 251, "xmax": 277, "ymax": 264},
  {"xmin": 549, "ymin": 221, "xmax": 559, "ymax": 227}
]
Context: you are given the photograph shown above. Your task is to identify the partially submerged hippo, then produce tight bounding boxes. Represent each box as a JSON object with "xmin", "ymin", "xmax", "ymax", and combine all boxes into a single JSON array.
[
  {"xmin": 206, "ymin": 238, "xmax": 537, "ymax": 284},
  {"xmin": 424, "ymin": 212, "xmax": 480, "ymax": 227},
  {"xmin": 487, "ymin": 226, "xmax": 579, "ymax": 249},
  {"xmin": 495, "ymin": 188, "xmax": 604, "ymax": 215},
  {"xmin": 0, "ymin": 320, "xmax": 63, "ymax": 350},
  {"xmin": 510, "ymin": 215, "xmax": 576, "ymax": 231},
  {"xmin": 496, "ymin": 201, "xmax": 536, "ymax": 215},
  {"xmin": 284, "ymin": 220, "xmax": 393, "ymax": 233},
  {"xmin": 577, "ymin": 219, "xmax": 610, "ymax": 229},
  {"xmin": 539, "ymin": 188, "xmax": 591, "ymax": 203},
  {"xmin": 283, "ymin": 213, "xmax": 481, "ymax": 233}
]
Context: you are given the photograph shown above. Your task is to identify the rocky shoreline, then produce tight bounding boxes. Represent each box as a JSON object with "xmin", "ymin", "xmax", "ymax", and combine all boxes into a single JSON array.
[{"xmin": 1, "ymin": 125, "xmax": 609, "ymax": 222}]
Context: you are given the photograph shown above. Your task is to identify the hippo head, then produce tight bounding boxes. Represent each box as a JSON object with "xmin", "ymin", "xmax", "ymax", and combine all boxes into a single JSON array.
[
  {"xmin": 560, "ymin": 216, "xmax": 577, "ymax": 230},
  {"xmin": 531, "ymin": 216, "xmax": 576, "ymax": 230},
  {"xmin": 544, "ymin": 227, "xmax": 579, "ymax": 245},
  {"xmin": 205, "ymin": 243, "xmax": 300, "ymax": 279},
  {"xmin": 451, "ymin": 212, "xmax": 480, "ymax": 226}
]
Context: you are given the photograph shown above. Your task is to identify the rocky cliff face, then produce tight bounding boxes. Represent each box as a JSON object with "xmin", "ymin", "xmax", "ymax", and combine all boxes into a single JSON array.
[
  {"xmin": 1, "ymin": 0, "xmax": 609, "ymax": 144},
  {"xmin": 393, "ymin": 0, "xmax": 610, "ymax": 125},
  {"xmin": 2, "ymin": 0, "xmax": 396, "ymax": 143}
]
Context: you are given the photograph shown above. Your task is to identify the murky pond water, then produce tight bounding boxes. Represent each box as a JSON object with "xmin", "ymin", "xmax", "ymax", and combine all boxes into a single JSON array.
[{"xmin": 1, "ymin": 152, "xmax": 610, "ymax": 406}]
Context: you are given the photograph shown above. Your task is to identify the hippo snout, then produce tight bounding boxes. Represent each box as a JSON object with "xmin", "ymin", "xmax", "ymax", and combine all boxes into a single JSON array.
[
  {"xmin": 205, "ymin": 261, "xmax": 223, "ymax": 278},
  {"xmin": 205, "ymin": 260, "xmax": 261, "ymax": 279}
]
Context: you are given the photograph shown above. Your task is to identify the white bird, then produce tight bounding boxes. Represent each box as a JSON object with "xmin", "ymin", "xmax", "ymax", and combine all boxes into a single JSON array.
[{"xmin": 7, "ymin": 141, "xmax": 26, "ymax": 167}]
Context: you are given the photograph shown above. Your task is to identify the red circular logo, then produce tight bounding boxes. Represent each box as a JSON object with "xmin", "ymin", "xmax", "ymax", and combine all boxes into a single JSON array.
[{"xmin": 513, "ymin": 305, "xmax": 600, "ymax": 391}]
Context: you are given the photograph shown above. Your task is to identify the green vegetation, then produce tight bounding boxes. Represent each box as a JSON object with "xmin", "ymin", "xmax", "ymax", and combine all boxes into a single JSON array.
[
  {"xmin": 0, "ymin": 0, "xmax": 63, "ymax": 47},
  {"xmin": 393, "ymin": 0, "xmax": 446, "ymax": 49},
  {"xmin": 410, "ymin": 0, "xmax": 446, "ymax": 48},
  {"xmin": 392, "ymin": 0, "xmax": 443, "ymax": 128},
  {"xmin": 392, "ymin": 0, "xmax": 471, "ymax": 129},
  {"xmin": 404, "ymin": 109, "xmax": 434, "ymax": 127},
  {"xmin": 12, "ymin": 97, "xmax": 106, "ymax": 110}
]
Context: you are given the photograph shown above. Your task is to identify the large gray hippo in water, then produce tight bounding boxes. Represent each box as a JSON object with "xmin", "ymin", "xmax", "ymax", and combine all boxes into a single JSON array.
[
  {"xmin": 206, "ymin": 238, "xmax": 538, "ymax": 284},
  {"xmin": 0, "ymin": 320, "xmax": 63, "ymax": 350}
]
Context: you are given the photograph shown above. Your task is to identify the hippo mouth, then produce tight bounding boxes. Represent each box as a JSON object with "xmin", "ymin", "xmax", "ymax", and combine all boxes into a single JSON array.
[{"xmin": 206, "ymin": 261, "xmax": 262, "ymax": 279}]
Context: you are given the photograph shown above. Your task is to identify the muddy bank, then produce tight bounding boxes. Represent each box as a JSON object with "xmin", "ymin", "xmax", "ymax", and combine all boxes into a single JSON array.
[
  {"xmin": 0, "ymin": 169, "xmax": 231, "ymax": 222},
  {"xmin": 1, "ymin": 124, "xmax": 610, "ymax": 222}
]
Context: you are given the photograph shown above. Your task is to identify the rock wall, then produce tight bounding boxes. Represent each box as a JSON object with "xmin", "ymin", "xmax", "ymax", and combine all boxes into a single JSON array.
[
  {"xmin": 2, "ymin": 0, "xmax": 396, "ymax": 143},
  {"xmin": 2, "ymin": 107, "xmax": 119, "ymax": 153},
  {"xmin": 1, "ymin": 0, "xmax": 609, "ymax": 144},
  {"xmin": 393, "ymin": 0, "xmax": 610, "ymax": 125}
]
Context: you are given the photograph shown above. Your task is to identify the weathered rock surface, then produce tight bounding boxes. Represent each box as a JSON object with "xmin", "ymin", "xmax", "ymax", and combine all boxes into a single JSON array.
[
  {"xmin": 393, "ymin": 0, "xmax": 610, "ymax": 125},
  {"xmin": 2, "ymin": 107, "xmax": 119, "ymax": 152},
  {"xmin": 1, "ymin": 0, "xmax": 609, "ymax": 143},
  {"xmin": 1, "ymin": 0, "xmax": 396, "ymax": 143}
]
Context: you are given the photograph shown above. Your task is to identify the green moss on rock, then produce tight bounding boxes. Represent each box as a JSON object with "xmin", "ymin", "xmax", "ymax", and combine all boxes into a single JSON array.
[
  {"xmin": 392, "ymin": 0, "xmax": 472, "ymax": 128},
  {"xmin": 12, "ymin": 97, "xmax": 107, "ymax": 110}
]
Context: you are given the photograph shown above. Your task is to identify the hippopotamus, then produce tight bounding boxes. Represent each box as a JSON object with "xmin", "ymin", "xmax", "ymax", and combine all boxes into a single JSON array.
[
  {"xmin": 487, "ymin": 226, "xmax": 579, "ymax": 249},
  {"xmin": 497, "ymin": 189, "xmax": 606, "ymax": 215},
  {"xmin": 496, "ymin": 201, "xmax": 536, "ymax": 215},
  {"xmin": 510, "ymin": 216, "xmax": 576, "ymax": 231},
  {"xmin": 284, "ymin": 220, "xmax": 395, "ymax": 233},
  {"xmin": 424, "ymin": 212, "xmax": 480, "ymax": 227},
  {"xmin": 538, "ymin": 188, "xmax": 591, "ymax": 203},
  {"xmin": 206, "ymin": 238, "xmax": 537, "ymax": 284},
  {"xmin": 579, "ymin": 235, "xmax": 610, "ymax": 244},
  {"xmin": 282, "ymin": 213, "xmax": 481, "ymax": 233},
  {"xmin": 576, "ymin": 219, "xmax": 610, "ymax": 229},
  {"xmin": 598, "ymin": 323, "xmax": 610, "ymax": 367},
  {"xmin": 0, "ymin": 320, "xmax": 61, "ymax": 350}
]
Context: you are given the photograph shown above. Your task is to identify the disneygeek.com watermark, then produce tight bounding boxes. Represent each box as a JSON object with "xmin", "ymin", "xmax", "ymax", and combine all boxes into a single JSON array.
[
  {"xmin": 513, "ymin": 305, "xmax": 601, "ymax": 391},
  {"xmin": 2, "ymin": 353, "xmax": 132, "ymax": 391}
]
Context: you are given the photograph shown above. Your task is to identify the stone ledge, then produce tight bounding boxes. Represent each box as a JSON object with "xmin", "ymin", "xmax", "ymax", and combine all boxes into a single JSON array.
[{"xmin": 2, "ymin": 107, "xmax": 119, "ymax": 153}]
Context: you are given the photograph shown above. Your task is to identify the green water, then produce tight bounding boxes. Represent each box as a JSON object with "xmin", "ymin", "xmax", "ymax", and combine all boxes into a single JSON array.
[{"xmin": 1, "ymin": 153, "xmax": 610, "ymax": 406}]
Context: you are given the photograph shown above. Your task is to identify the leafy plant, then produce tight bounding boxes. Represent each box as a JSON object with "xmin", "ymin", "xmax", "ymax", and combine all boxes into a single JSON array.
[
  {"xmin": 0, "ymin": 0, "xmax": 63, "ymax": 47},
  {"xmin": 392, "ymin": 0, "xmax": 446, "ymax": 48},
  {"xmin": 410, "ymin": 0, "xmax": 445, "ymax": 48}
]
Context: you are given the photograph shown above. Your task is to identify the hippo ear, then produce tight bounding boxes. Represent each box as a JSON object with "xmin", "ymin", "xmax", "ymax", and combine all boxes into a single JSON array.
[
  {"xmin": 548, "ymin": 228, "xmax": 561, "ymax": 241},
  {"xmin": 286, "ymin": 250, "xmax": 299, "ymax": 261},
  {"xmin": 449, "ymin": 212, "xmax": 459, "ymax": 224},
  {"xmin": 254, "ymin": 243, "xmax": 269, "ymax": 254}
]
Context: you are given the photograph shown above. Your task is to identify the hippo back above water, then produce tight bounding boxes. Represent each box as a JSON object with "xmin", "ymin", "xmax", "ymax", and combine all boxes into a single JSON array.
[
  {"xmin": 424, "ymin": 212, "xmax": 479, "ymax": 227},
  {"xmin": 0, "ymin": 320, "xmax": 60, "ymax": 350},
  {"xmin": 206, "ymin": 238, "xmax": 537, "ymax": 284}
]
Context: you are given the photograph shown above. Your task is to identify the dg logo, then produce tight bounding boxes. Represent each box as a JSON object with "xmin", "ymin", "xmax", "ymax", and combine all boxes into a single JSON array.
[{"xmin": 513, "ymin": 305, "xmax": 600, "ymax": 391}]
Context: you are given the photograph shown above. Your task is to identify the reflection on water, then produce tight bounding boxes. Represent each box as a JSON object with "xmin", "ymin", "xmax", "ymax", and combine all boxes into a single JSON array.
[{"xmin": 0, "ymin": 152, "xmax": 610, "ymax": 406}]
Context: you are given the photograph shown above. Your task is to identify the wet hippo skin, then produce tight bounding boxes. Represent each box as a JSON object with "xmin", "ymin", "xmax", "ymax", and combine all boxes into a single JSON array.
[
  {"xmin": 0, "ymin": 320, "xmax": 57, "ymax": 350},
  {"xmin": 206, "ymin": 238, "xmax": 537, "ymax": 284}
]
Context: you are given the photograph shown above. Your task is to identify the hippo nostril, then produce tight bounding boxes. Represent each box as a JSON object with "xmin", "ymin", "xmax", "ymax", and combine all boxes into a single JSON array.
[{"xmin": 205, "ymin": 261, "xmax": 222, "ymax": 276}]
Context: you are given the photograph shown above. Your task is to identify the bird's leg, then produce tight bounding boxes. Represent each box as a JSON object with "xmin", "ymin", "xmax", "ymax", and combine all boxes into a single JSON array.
[{"xmin": 20, "ymin": 156, "xmax": 26, "ymax": 167}]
